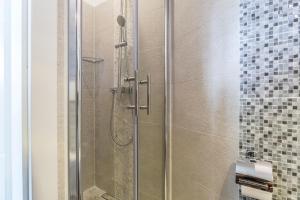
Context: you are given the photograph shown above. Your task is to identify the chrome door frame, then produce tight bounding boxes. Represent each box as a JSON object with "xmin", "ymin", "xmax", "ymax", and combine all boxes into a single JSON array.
[
  {"xmin": 164, "ymin": 0, "xmax": 173, "ymax": 199},
  {"xmin": 68, "ymin": 0, "xmax": 81, "ymax": 199},
  {"xmin": 133, "ymin": 0, "xmax": 139, "ymax": 199}
]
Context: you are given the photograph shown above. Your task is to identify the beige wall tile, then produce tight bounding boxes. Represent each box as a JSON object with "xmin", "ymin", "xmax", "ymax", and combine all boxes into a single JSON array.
[
  {"xmin": 172, "ymin": 127, "xmax": 239, "ymax": 200},
  {"xmin": 138, "ymin": 1, "xmax": 166, "ymax": 200},
  {"xmin": 139, "ymin": 0, "xmax": 163, "ymax": 15},
  {"xmin": 139, "ymin": 7, "xmax": 164, "ymax": 51},
  {"xmin": 139, "ymin": 123, "xmax": 164, "ymax": 200},
  {"xmin": 139, "ymin": 83, "xmax": 164, "ymax": 125},
  {"xmin": 172, "ymin": 0, "xmax": 240, "ymax": 199},
  {"xmin": 173, "ymin": 8, "xmax": 239, "ymax": 84},
  {"xmin": 173, "ymin": 76, "xmax": 239, "ymax": 140},
  {"xmin": 94, "ymin": 0, "xmax": 115, "ymax": 194},
  {"xmin": 82, "ymin": 3, "xmax": 95, "ymax": 57},
  {"xmin": 95, "ymin": 0, "xmax": 114, "ymax": 31},
  {"xmin": 81, "ymin": 3, "xmax": 96, "ymax": 191},
  {"xmin": 139, "ymin": 47, "xmax": 165, "ymax": 86}
]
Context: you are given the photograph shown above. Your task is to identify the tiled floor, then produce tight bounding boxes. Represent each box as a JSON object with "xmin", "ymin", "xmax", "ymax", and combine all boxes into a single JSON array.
[
  {"xmin": 82, "ymin": 186, "xmax": 117, "ymax": 200},
  {"xmin": 83, "ymin": 186, "xmax": 105, "ymax": 200}
]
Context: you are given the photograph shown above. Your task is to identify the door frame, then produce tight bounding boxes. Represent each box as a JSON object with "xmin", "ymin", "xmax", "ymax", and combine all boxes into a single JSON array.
[
  {"xmin": 68, "ymin": 0, "xmax": 81, "ymax": 199},
  {"xmin": 67, "ymin": 0, "xmax": 173, "ymax": 199}
]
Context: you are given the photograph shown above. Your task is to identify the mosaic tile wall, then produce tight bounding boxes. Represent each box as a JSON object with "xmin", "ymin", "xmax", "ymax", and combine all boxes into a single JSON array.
[{"xmin": 239, "ymin": 0, "xmax": 300, "ymax": 199}]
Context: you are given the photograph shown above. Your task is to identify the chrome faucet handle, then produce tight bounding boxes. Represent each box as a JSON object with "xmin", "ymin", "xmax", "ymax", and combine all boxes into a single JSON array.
[{"xmin": 124, "ymin": 76, "xmax": 136, "ymax": 82}]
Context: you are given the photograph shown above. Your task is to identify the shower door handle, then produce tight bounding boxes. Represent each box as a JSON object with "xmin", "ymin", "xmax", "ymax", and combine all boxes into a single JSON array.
[
  {"xmin": 126, "ymin": 71, "xmax": 138, "ymax": 113},
  {"xmin": 139, "ymin": 74, "xmax": 151, "ymax": 115}
]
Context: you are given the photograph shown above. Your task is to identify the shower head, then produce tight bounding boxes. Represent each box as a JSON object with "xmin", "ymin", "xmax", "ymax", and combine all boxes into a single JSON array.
[{"xmin": 117, "ymin": 15, "xmax": 126, "ymax": 27}]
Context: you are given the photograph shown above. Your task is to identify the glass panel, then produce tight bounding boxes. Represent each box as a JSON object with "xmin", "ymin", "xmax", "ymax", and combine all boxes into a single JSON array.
[
  {"xmin": 138, "ymin": 0, "xmax": 165, "ymax": 200},
  {"xmin": 80, "ymin": 0, "xmax": 136, "ymax": 199}
]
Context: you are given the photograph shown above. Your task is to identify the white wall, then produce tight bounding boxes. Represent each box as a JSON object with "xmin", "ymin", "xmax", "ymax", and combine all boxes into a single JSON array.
[{"xmin": 30, "ymin": 0, "xmax": 58, "ymax": 199}]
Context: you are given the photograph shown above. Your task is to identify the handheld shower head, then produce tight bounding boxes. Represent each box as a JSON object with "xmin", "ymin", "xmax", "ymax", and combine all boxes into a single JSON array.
[{"xmin": 117, "ymin": 15, "xmax": 126, "ymax": 27}]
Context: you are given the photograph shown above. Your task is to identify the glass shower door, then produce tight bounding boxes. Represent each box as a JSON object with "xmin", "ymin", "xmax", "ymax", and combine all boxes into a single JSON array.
[
  {"xmin": 69, "ymin": 0, "xmax": 166, "ymax": 200},
  {"xmin": 80, "ymin": 0, "xmax": 136, "ymax": 199},
  {"xmin": 137, "ymin": 0, "xmax": 165, "ymax": 200}
]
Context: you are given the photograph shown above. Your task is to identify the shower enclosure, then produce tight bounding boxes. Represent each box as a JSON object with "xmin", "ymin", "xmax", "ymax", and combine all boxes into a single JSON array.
[
  {"xmin": 68, "ymin": 0, "xmax": 171, "ymax": 200},
  {"xmin": 67, "ymin": 0, "xmax": 300, "ymax": 199}
]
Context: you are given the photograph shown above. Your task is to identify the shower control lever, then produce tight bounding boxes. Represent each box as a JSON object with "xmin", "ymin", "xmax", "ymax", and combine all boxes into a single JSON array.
[
  {"xmin": 139, "ymin": 74, "xmax": 151, "ymax": 115},
  {"xmin": 125, "ymin": 76, "xmax": 136, "ymax": 82},
  {"xmin": 115, "ymin": 41, "xmax": 128, "ymax": 49},
  {"xmin": 127, "ymin": 105, "xmax": 136, "ymax": 110}
]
